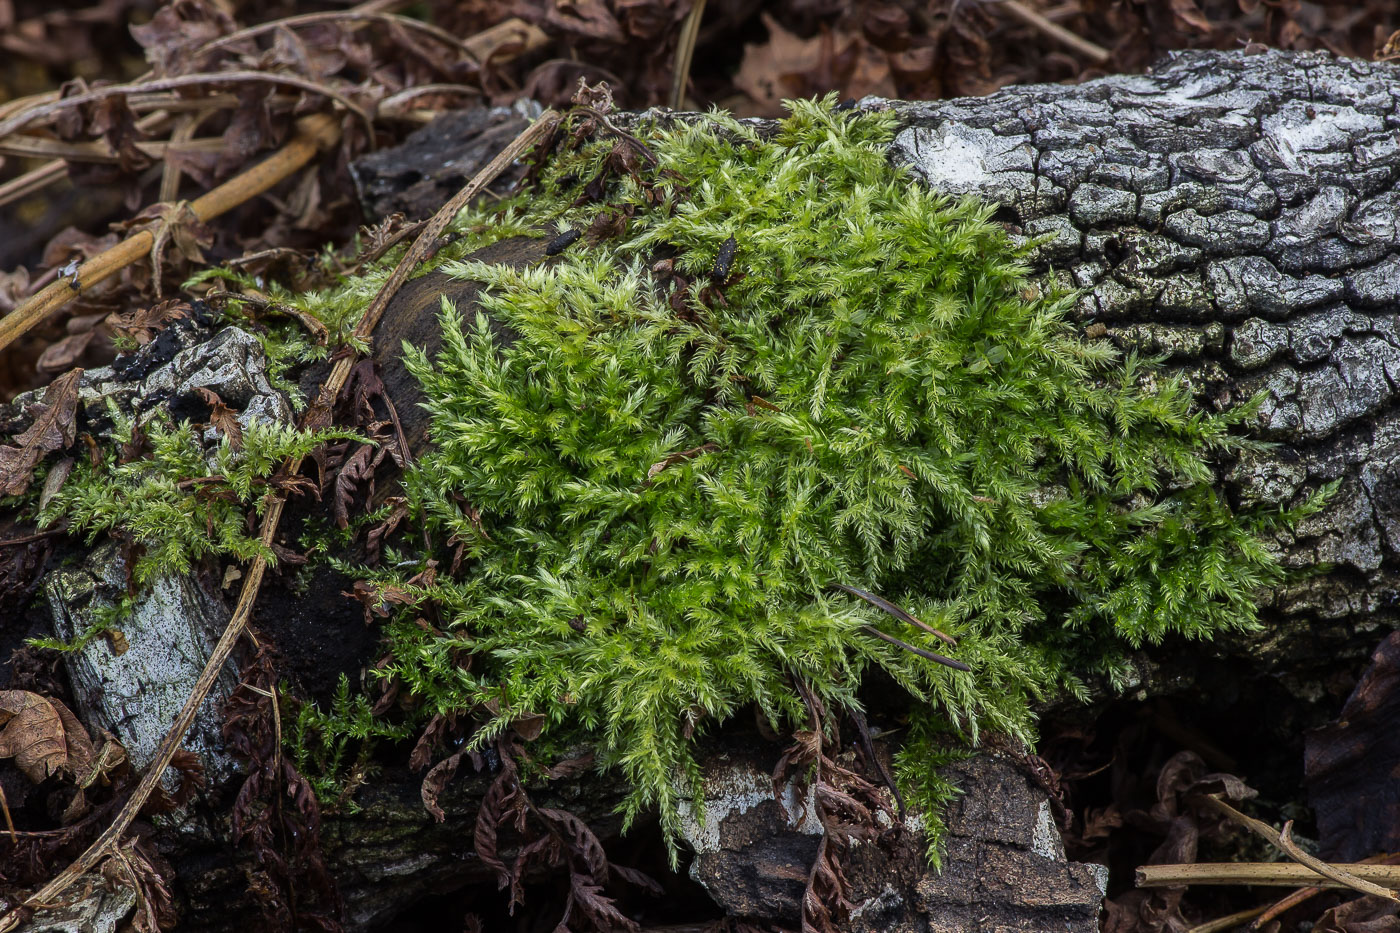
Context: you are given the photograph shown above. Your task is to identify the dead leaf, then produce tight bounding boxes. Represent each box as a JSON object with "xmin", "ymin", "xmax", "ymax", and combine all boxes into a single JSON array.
[
  {"xmin": 333, "ymin": 443, "xmax": 375, "ymax": 529},
  {"xmin": 0, "ymin": 369, "xmax": 83, "ymax": 497},
  {"xmin": 544, "ymin": 0, "xmax": 626, "ymax": 43},
  {"xmin": 119, "ymin": 202, "xmax": 214, "ymax": 297},
  {"xmin": 1307, "ymin": 630, "xmax": 1400, "ymax": 860},
  {"xmin": 736, "ymin": 14, "xmax": 895, "ymax": 116},
  {"xmin": 38, "ymin": 457, "xmax": 75, "ymax": 513},
  {"xmin": 1314, "ymin": 895, "xmax": 1400, "ymax": 933},
  {"xmin": 36, "ymin": 331, "xmax": 95, "ymax": 373},
  {"xmin": 106, "ymin": 299, "xmax": 190, "ymax": 346},
  {"xmin": 194, "ymin": 387, "xmax": 244, "ymax": 451},
  {"xmin": 0, "ymin": 268, "xmax": 30, "ymax": 315},
  {"xmin": 1168, "ymin": 0, "xmax": 1214, "ymax": 35},
  {"xmin": 0, "ymin": 690, "xmax": 96, "ymax": 783}
]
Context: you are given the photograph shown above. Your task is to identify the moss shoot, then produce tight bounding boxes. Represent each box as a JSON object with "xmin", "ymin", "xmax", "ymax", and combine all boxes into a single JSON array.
[{"xmin": 358, "ymin": 99, "xmax": 1315, "ymax": 844}]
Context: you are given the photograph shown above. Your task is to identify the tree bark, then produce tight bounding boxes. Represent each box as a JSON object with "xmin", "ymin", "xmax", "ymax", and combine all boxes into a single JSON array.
[
  {"xmin": 879, "ymin": 48, "xmax": 1400, "ymax": 697},
  {"xmin": 13, "ymin": 46, "xmax": 1399, "ymax": 931}
]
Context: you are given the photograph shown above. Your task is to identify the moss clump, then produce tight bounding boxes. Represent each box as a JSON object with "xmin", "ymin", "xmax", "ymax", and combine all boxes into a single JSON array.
[
  {"xmin": 42, "ymin": 407, "xmax": 362, "ymax": 586},
  {"xmin": 354, "ymin": 97, "xmax": 1319, "ymax": 846}
]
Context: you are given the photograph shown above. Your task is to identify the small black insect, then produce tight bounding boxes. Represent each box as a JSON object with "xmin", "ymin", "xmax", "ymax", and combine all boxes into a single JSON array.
[
  {"xmin": 546, "ymin": 228, "xmax": 582, "ymax": 256},
  {"xmin": 711, "ymin": 235, "xmax": 737, "ymax": 282}
]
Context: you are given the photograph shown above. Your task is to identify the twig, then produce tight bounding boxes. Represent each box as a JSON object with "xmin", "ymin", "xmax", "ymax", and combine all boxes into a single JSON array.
[
  {"xmin": 192, "ymin": 10, "xmax": 489, "ymax": 68},
  {"xmin": 0, "ymin": 110, "xmax": 173, "ymax": 211},
  {"xmin": 0, "ymin": 71, "xmax": 373, "ymax": 142},
  {"xmin": 832, "ymin": 582, "xmax": 959, "ymax": 646},
  {"xmin": 377, "ymin": 84, "xmax": 482, "ymax": 116},
  {"xmin": 860, "ymin": 625, "xmax": 971, "ymax": 672},
  {"xmin": 160, "ymin": 115, "xmax": 199, "ymax": 204},
  {"xmin": 669, "ymin": 0, "xmax": 707, "ymax": 110},
  {"xmin": 994, "ymin": 0, "xmax": 1112, "ymax": 64},
  {"xmin": 0, "ymin": 784, "xmax": 14, "ymax": 845},
  {"xmin": 1248, "ymin": 853, "xmax": 1400, "ymax": 929},
  {"xmin": 1139, "ymin": 862, "xmax": 1400, "ymax": 889},
  {"xmin": 1186, "ymin": 905, "xmax": 1269, "ymax": 933},
  {"xmin": 0, "ymin": 160, "xmax": 66, "ymax": 210},
  {"xmin": 0, "ymin": 526, "xmax": 66, "ymax": 547},
  {"xmin": 0, "ymin": 112, "xmax": 343, "ymax": 355},
  {"xmin": 1280, "ymin": 820, "xmax": 1391, "ymax": 900},
  {"xmin": 0, "ymin": 109, "xmax": 560, "ymax": 933},
  {"xmin": 1198, "ymin": 796, "xmax": 1399, "ymax": 902},
  {"xmin": 0, "ymin": 133, "xmax": 225, "ymax": 164}
]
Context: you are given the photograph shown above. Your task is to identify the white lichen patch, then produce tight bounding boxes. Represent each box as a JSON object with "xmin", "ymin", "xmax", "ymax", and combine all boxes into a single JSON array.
[
  {"xmin": 1030, "ymin": 799, "xmax": 1066, "ymax": 861},
  {"xmin": 676, "ymin": 759, "xmax": 823, "ymax": 855},
  {"xmin": 1260, "ymin": 102, "xmax": 1384, "ymax": 172},
  {"xmin": 46, "ymin": 543, "xmax": 240, "ymax": 785},
  {"xmin": 890, "ymin": 122, "xmax": 1035, "ymax": 197}
]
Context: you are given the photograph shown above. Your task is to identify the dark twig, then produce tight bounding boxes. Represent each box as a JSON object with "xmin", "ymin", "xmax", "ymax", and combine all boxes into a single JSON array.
[
  {"xmin": 832, "ymin": 583, "xmax": 959, "ymax": 646},
  {"xmin": 860, "ymin": 625, "xmax": 970, "ymax": 672}
]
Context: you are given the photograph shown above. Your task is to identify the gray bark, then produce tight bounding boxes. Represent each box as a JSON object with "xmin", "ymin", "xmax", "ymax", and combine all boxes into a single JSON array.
[
  {"xmin": 15, "ymin": 45, "xmax": 1400, "ymax": 932},
  {"xmin": 881, "ymin": 49, "xmax": 1400, "ymax": 698}
]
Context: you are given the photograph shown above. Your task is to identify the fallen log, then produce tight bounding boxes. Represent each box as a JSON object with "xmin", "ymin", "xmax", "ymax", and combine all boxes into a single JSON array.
[{"xmin": 4, "ymin": 45, "xmax": 1397, "ymax": 931}]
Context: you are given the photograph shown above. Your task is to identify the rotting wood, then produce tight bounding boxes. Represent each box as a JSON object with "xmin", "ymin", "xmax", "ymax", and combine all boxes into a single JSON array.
[{"xmin": 0, "ymin": 109, "xmax": 562, "ymax": 933}]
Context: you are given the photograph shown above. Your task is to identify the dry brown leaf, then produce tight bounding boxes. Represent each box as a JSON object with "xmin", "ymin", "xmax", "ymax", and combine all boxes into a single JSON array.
[
  {"xmin": 194, "ymin": 387, "xmax": 244, "ymax": 451},
  {"xmin": 0, "ymin": 368, "xmax": 83, "ymax": 497},
  {"xmin": 1169, "ymin": 0, "xmax": 1215, "ymax": 35},
  {"xmin": 735, "ymin": 14, "xmax": 895, "ymax": 115},
  {"xmin": 106, "ymin": 299, "xmax": 191, "ymax": 347},
  {"xmin": 119, "ymin": 202, "xmax": 214, "ymax": 297},
  {"xmin": 36, "ymin": 332, "xmax": 95, "ymax": 374},
  {"xmin": 0, "ymin": 689, "xmax": 96, "ymax": 783},
  {"xmin": 0, "ymin": 268, "xmax": 30, "ymax": 316}
]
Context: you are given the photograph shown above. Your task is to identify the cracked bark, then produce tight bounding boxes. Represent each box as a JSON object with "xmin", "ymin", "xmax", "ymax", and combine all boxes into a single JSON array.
[
  {"xmin": 16, "ymin": 46, "xmax": 1400, "ymax": 932},
  {"xmin": 880, "ymin": 48, "xmax": 1400, "ymax": 700}
]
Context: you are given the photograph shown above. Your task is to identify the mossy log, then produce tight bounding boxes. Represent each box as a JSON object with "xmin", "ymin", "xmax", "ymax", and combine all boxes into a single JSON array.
[{"xmin": 14, "ymin": 46, "xmax": 1400, "ymax": 931}]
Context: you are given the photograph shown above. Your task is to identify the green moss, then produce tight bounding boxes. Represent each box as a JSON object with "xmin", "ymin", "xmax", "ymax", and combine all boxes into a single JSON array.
[
  {"xmin": 289, "ymin": 674, "xmax": 413, "ymax": 814},
  {"xmin": 330, "ymin": 97, "xmax": 1325, "ymax": 854},
  {"xmin": 41, "ymin": 404, "xmax": 364, "ymax": 587}
]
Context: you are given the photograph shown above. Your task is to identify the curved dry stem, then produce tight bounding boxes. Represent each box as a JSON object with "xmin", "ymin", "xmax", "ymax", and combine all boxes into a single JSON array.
[
  {"xmin": 377, "ymin": 83, "xmax": 483, "ymax": 114},
  {"xmin": 0, "ymin": 71, "xmax": 374, "ymax": 142},
  {"xmin": 192, "ymin": 10, "xmax": 484, "ymax": 68},
  {"xmin": 1197, "ymin": 796, "xmax": 1399, "ymax": 902},
  {"xmin": 1277, "ymin": 820, "xmax": 1397, "ymax": 902},
  {"xmin": 669, "ymin": 0, "xmax": 706, "ymax": 110}
]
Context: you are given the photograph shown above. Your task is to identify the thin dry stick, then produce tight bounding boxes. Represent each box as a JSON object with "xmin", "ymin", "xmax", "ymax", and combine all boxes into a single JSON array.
[
  {"xmin": 1139, "ymin": 862, "xmax": 1400, "ymax": 889},
  {"xmin": 0, "ymin": 72, "xmax": 373, "ymax": 142},
  {"xmin": 192, "ymin": 10, "xmax": 487, "ymax": 68},
  {"xmin": 832, "ymin": 582, "xmax": 959, "ymax": 646},
  {"xmin": 0, "ymin": 112, "xmax": 343, "ymax": 355},
  {"xmin": 0, "ymin": 111, "xmax": 559, "ymax": 931},
  {"xmin": 0, "ymin": 110, "xmax": 173, "ymax": 210},
  {"xmin": 0, "ymin": 134, "xmax": 225, "ymax": 163},
  {"xmin": 0, "ymin": 160, "xmax": 66, "ymax": 209},
  {"xmin": 1279, "ymin": 819, "xmax": 1391, "ymax": 900},
  {"xmin": 1249, "ymin": 853, "xmax": 1400, "ymax": 930},
  {"xmin": 1186, "ymin": 904, "xmax": 1269, "ymax": 933},
  {"xmin": 160, "ymin": 115, "xmax": 199, "ymax": 203},
  {"xmin": 861, "ymin": 625, "xmax": 971, "ymax": 672},
  {"xmin": 669, "ymin": 0, "xmax": 707, "ymax": 110},
  {"xmin": 1199, "ymin": 796, "xmax": 1400, "ymax": 902},
  {"xmin": 377, "ymin": 84, "xmax": 483, "ymax": 115},
  {"xmin": 997, "ymin": 0, "xmax": 1112, "ymax": 64}
]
